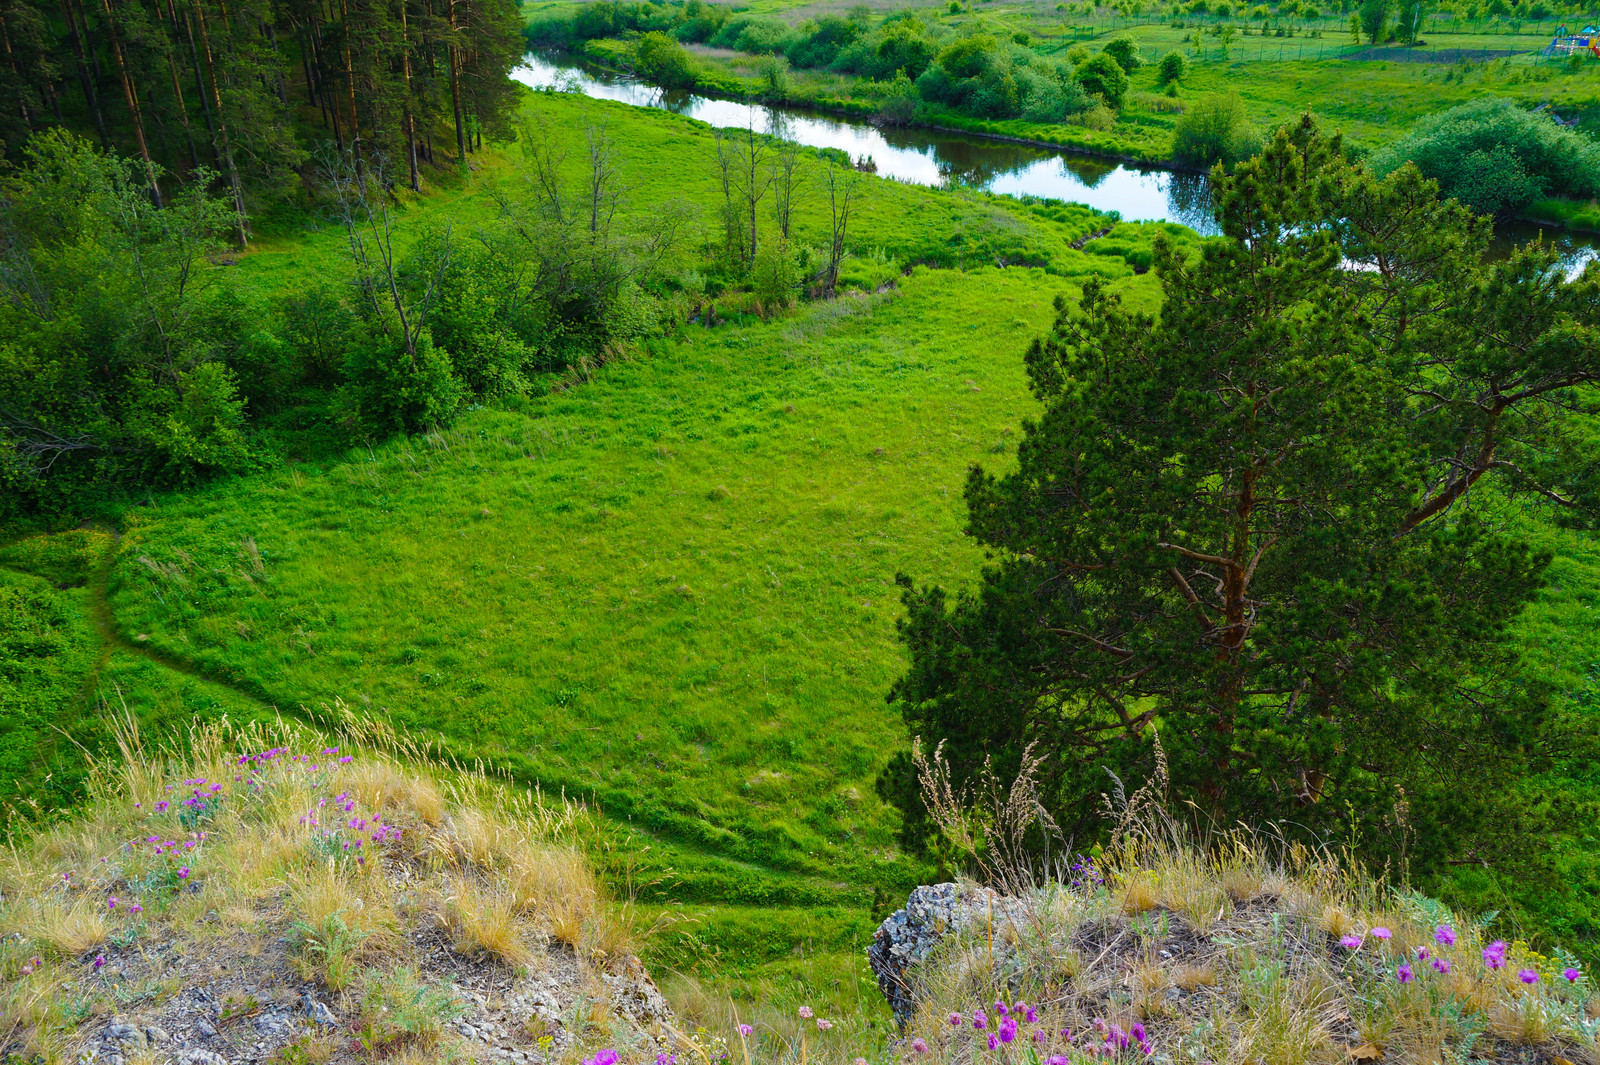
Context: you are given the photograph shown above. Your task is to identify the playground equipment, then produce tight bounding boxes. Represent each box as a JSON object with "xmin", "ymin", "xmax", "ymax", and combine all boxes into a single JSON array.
[{"xmin": 1542, "ymin": 25, "xmax": 1600, "ymax": 56}]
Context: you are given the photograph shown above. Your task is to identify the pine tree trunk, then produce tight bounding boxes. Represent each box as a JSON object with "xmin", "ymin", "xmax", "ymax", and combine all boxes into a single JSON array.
[
  {"xmin": 193, "ymin": 0, "xmax": 249, "ymax": 243},
  {"xmin": 446, "ymin": 0, "xmax": 464, "ymax": 161},
  {"xmin": 60, "ymin": 0, "xmax": 110, "ymax": 147},
  {"xmin": 101, "ymin": 0, "xmax": 164, "ymax": 206}
]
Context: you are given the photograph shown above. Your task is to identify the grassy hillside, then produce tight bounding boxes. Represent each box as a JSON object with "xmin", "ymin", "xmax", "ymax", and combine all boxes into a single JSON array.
[{"xmin": 4, "ymin": 81, "xmax": 1600, "ymax": 1004}]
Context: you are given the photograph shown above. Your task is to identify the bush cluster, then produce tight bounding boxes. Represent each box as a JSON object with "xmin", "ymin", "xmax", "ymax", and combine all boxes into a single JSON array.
[{"xmin": 1370, "ymin": 97, "xmax": 1600, "ymax": 217}]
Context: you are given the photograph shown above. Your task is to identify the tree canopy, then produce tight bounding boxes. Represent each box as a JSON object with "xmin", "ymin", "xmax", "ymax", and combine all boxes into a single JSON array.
[{"xmin": 884, "ymin": 118, "xmax": 1600, "ymax": 885}]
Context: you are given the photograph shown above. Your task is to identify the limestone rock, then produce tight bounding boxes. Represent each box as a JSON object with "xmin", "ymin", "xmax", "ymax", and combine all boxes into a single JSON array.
[{"xmin": 867, "ymin": 883, "xmax": 1025, "ymax": 1029}]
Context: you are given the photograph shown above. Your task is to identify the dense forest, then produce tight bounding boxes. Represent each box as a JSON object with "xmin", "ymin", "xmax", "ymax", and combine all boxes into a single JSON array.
[{"xmin": 0, "ymin": 0, "xmax": 525, "ymax": 227}]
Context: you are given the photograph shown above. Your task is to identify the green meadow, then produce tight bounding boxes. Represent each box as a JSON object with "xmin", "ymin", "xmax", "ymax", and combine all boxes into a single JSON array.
[{"xmin": 4, "ymin": 82, "xmax": 1600, "ymax": 1001}]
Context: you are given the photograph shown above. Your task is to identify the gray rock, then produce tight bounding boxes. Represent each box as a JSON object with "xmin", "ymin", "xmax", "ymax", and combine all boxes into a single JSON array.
[
  {"xmin": 178, "ymin": 1050, "xmax": 229, "ymax": 1065},
  {"xmin": 105, "ymin": 1023, "xmax": 140, "ymax": 1043},
  {"xmin": 195, "ymin": 1020, "xmax": 219, "ymax": 1038},
  {"xmin": 145, "ymin": 1026, "xmax": 171, "ymax": 1045},
  {"xmin": 867, "ymin": 883, "xmax": 1026, "ymax": 1029},
  {"xmin": 301, "ymin": 994, "xmax": 339, "ymax": 1026}
]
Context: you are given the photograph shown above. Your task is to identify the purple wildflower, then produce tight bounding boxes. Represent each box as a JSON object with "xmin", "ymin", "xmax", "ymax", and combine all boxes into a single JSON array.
[
  {"xmin": 129, "ymin": 903, "xmax": 143, "ymax": 915},
  {"xmin": 1340, "ymin": 934, "xmax": 1363, "ymax": 950},
  {"xmin": 986, "ymin": 1034, "xmax": 999, "ymax": 1052},
  {"xmin": 1397, "ymin": 964, "xmax": 1414, "ymax": 984},
  {"xmin": 1483, "ymin": 941, "xmax": 1508, "ymax": 970},
  {"xmin": 1370, "ymin": 927, "xmax": 1392, "ymax": 941},
  {"xmin": 948, "ymin": 1013, "xmax": 962, "ymax": 1028},
  {"xmin": 999, "ymin": 1017, "xmax": 1018, "ymax": 1045},
  {"xmin": 973, "ymin": 1011, "xmax": 988, "ymax": 1031},
  {"xmin": 799, "ymin": 1006, "xmax": 813, "ymax": 1019},
  {"xmin": 1563, "ymin": 967, "xmax": 1581, "ymax": 982},
  {"xmin": 107, "ymin": 898, "xmax": 118, "ymax": 910},
  {"xmin": 1048, "ymin": 1058, "xmax": 1071, "ymax": 1065},
  {"xmin": 93, "ymin": 955, "xmax": 105, "ymax": 970},
  {"xmin": 177, "ymin": 867, "xmax": 189, "ymax": 879},
  {"xmin": 656, "ymin": 1054, "xmax": 676, "ymax": 1065},
  {"xmin": 1431, "ymin": 958, "xmax": 1451, "ymax": 974},
  {"xmin": 588, "ymin": 1051, "xmax": 617, "ymax": 1065},
  {"xmin": 995, "ymin": 1001, "xmax": 1009, "ymax": 1016},
  {"xmin": 1519, "ymin": 969, "xmax": 1539, "ymax": 985},
  {"xmin": 911, "ymin": 1040, "xmax": 928, "ymax": 1054},
  {"xmin": 1130, "ymin": 1023, "xmax": 1147, "ymax": 1043},
  {"xmin": 1416, "ymin": 946, "xmax": 1429, "ymax": 961},
  {"xmin": 737, "ymin": 1024, "xmax": 753, "ymax": 1037},
  {"xmin": 816, "ymin": 1019, "xmax": 832, "ymax": 1032},
  {"xmin": 1024, "ymin": 1005, "xmax": 1037, "ymax": 1023},
  {"xmin": 1434, "ymin": 925, "xmax": 1456, "ymax": 946}
]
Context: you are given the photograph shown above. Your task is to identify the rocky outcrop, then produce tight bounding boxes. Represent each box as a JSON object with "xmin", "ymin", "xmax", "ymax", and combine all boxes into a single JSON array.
[
  {"xmin": 67, "ymin": 933, "xmax": 675, "ymax": 1065},
  {"xmin": 867, "ymin": 882, "xmax": 1026, "ymax": 1029}
]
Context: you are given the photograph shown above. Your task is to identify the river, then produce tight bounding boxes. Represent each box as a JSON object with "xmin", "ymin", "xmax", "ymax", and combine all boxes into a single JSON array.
[{"xmin": 512, "ymin": 51, "xmax": 1598, "ymax": 269}]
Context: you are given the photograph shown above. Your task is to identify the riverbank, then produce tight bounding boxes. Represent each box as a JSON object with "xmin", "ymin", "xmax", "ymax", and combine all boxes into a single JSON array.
[
  {"xmin": 574, "ymin": 36, "xmax": 1185, "ymax": 168},
  {"xmin": 533, "ymin": 41, "xmax": 1600, "ymax": 241}
]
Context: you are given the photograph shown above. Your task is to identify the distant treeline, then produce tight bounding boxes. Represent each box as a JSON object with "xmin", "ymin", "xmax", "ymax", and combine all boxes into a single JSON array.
[
  {"xmin": 529, "ymin": 2, "xmax": 1154, "ymax": 123},
  {"xmin": 0, "ymin": 0, "xmax": 525, "ymax": 230}
]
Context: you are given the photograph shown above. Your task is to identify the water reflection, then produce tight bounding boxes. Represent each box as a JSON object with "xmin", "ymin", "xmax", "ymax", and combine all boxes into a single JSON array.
[
  {"xmin": 514, "ymin": 51, "xmax": 1214, "ymax": 229},
  {"xmin": 515, "ymin": 51, "xmax": 1598, "ymax": 270}
]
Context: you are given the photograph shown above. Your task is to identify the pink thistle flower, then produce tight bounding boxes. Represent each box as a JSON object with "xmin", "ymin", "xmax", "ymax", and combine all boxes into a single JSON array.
[
  {"xmin": 177, "ymin": 867, "xmax": 189, "ymax": 878},
  {"xmin": 948, "ymin": 1013, "xmax": 962, "ymax": 1027},
  {"xmin": 1339, "ymin": 934, "xmax": 1362, "ymax": 950},
  {"xmin": 911, "ymin": 1039, "xmax": 928, "ymax": 1054},
  {"xmin": 1519, "ymin": 969, "xmax": 1539, "ymax": 984},
  {"xmin": 1483, "ymin": 941, "xmax": 1508, "ymax": 970},
  {"xmin": 986, "ymin": 1034, "xmax": 999, "ymax": 1052},
  {"xmin": 1431, "ymin": 958, "xmax": 1450, "ymax": 974},
  {"xmin": 798, "ymin": 1007, "xmax": 813, "ymax": 1019},
  {"xmin": 93, "ymin": 954, "xmax": 105, "ymax": 970},
  {"xmin": 999, "ymin": 1017, "xmax": 1017, "ymax": 1044},
  {"xmin": 1024, "ymin": 1005, "xmax": 1038, "ymax": 1023},
  {"xmin": 994, "ymin": 1002, "xmax": 1009, "ymax": 1016},
  {"xmin": 973, "ymin": 1011, "xmax": 988, "ymax": 1031},
  {"xmin": 129, "ymin": 903, "xmax": 143, "ymax": 915},
  {"xmin": 1434, "ymin": 926, "xmax": 1456, "ymax": 946},
  {"xmin": 1370, "ymin": 927, "xmax": 1392, "ymax": 941},
  {"xmin": 1397, "ymin": 964, "xmax": 1414, "ymax": 984},
  {"xmin": 1032, "ymin": 1030, "xmax": 1048, "ymax": 1045},
  {"xmin": 107, "ymin": 898, "xmax": 118, "ymax": 910},
  {"xmin": 1048, "ymin": 1058, "xmax": 1070, "ymax": 1065},
  {"xmin": 816, "ymin": 1019, "xmax": 832, "ymax": 1032},
  {"xmin": 656, "ymin": 1055, "xmax": 676, "ymax": 1065},
  {"xmin": 1416, "ymin": 946, "xmax": 1429, "ymax": 961},
  {"xmin": 737, "ymin": 1025, "xmax": 752, "ymax": 1037},
  {"xmin": 1563, "ymin": 967, "xmax": 1581, "ymax": 982}
]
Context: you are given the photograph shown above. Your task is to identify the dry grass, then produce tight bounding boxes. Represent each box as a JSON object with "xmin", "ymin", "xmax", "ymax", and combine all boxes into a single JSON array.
[
  {"xmin": 440, "ymin": 875, "xmax": 534, "ymax": 968},
  {"xmin": 0, "ymin": 714, "xmax": 618, "ymax": 1064},
  {"xmin": 889, "ymin": 741, "xmax": 1600, "ymax": 1065}
]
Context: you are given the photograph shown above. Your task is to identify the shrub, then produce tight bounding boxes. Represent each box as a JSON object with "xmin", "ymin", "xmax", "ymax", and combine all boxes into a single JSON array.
[
  {"xmin": 758, "ymin": 53, "xmax": 792, "ymax": 98},
  {"xmin": 878, "ymin": 70, "xmax": 920, "ymax": 124},
  {"xmin": 1103, "ymin": 34, "xmax": 1142, "ymax": 71},
  {"xmin": 752, "ymin": 239, "xmax": 803, "ymax": 311},
  {"xmin": 1075, "ymin": 52, "xmax": 1129, "ymax": 106},
  {"xmin": 1157, "ymin": 48, "xmax": 1189, "ymax": 82},
  {"xmin": 342, "ymin": 331, "xmax": 462, "ymax": 435},
  {"xmin": 634, "ymin": 31, "xmax": 698, "ymax": 89},
  {"xmin": 1369, "ymin": 97, "xmax": 1600, "ymax": 217},
  {"xmin": 1170, "ymin": 91, "xmax": 1260, "ymax": 166}
]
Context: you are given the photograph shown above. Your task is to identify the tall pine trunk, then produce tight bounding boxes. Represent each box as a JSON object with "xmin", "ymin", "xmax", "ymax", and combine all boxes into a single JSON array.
[
  {"xmin": 101, "ymin": 0, "xmax": 164, "ymax": 206},
  {"xmin": 60, "ymin": 0, "xmax": 110, "ymax": 147},
  {"xmin": 193, "ymin": 0, "xmax": 249, "ymax": 243}
]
